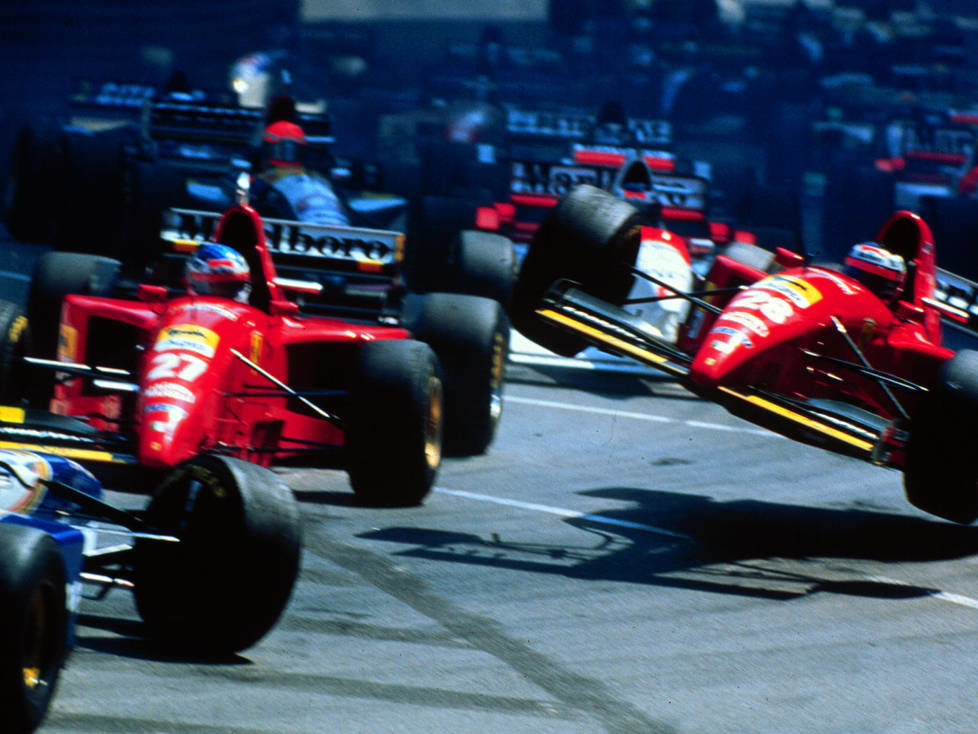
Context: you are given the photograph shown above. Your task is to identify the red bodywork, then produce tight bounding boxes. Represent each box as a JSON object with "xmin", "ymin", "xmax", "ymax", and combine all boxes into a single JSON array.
[
  {"xmin": 50, "ymin": 203, "xmax": 409, "ymax": 470},
  {"xmin": 684, "ymin": 210, "xmax": 951, "ymax": 466},
  {"xmin": 537, "ymin": 207, "xmax": 955, "ymax": 470}
]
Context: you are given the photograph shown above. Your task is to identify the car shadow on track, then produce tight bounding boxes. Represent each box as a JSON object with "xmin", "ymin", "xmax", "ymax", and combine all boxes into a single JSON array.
[
  {"xmin": 358, "ymin": 487, "xmax": 978, "ymax": 602},
  {"xmin": 73, "ymin": 614, "xmax": 251, "ymax": 664},
  {"xmin": 505, "ymin": 364, "xmax": 698, "ymax": 402}
]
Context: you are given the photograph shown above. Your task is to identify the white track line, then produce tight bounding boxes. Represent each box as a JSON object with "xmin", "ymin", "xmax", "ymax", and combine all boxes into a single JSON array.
[
  {"xmin": 435, "ymin": 488, "xmax": 978, "ymax": 612},
  {"xmin": 870, "ymin": 575, "xmax": 978, "ymax": 611},
  {"xmin": 505, "ymin": 394, "xmax": 778, "ymax": 437},
  {"xmin": 433, "ymin": 487, "xmax": 694, "ymax": 542}
]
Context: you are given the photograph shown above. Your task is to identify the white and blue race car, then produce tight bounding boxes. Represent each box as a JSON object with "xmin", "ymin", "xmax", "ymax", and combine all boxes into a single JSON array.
[{"xmin": 0, "ymin": 447, "xmax": 301, "ymax": 734}]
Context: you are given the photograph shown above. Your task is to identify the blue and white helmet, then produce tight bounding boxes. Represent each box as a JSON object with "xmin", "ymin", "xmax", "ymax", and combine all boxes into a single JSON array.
[{"xmin": 185, "ymin": 244, "xmax": 251, "ymax": 302}]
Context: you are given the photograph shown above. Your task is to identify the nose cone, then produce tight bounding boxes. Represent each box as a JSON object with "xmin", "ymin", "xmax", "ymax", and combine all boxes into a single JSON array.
[
  {"xmin": 690, "ymin": 325, "xmax": 758, "ymax": 388},
  {"xmin": 138, "ymin": 317, "xmax": 227, "ymax": 468},
  {"xmin": 139, "ymin": 389, "xmax": 201, "ymax": 468},
  {"xmin": 689, "ymin": 272, "xmax": 821, "ymax": 389}
]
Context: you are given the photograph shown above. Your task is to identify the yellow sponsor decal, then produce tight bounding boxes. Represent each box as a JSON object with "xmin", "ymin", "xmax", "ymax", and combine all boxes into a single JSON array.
[
  {"xmin": 58, "ymin": 324, "xmax": 78, "ymax": 361},
  {"xmin": 155, "ymin": 324, "xmax": 220, "ymax": 357},
  {"xmin": 250, "ymin": 330, "xmax": 263, "ymax": 365},
  {"xmin": 0, "ymin": 406, "xmax": 25, "ymax": 424},
  {"xmin": 758, "ymin": 275, "xmax": 822, "ymax": 309}
]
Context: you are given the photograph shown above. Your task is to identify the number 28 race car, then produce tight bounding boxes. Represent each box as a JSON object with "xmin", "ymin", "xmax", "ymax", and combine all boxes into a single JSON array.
[
  {"xmin": 0, "ymin": 447, "xmax": 301, "ymax": 734},
  {"xmin": 512, "ymin": 183, "xmax": 978, "ymax": 524}
]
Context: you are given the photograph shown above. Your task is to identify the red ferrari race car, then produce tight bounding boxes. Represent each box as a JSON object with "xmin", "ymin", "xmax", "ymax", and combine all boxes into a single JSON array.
[
  {"xmin": 512, "ymin": 183, "xmax": 978, "ymax": 524},
  {"xmin": 0, "ymin": 199, "xmax": 508, "ymax": 507}
]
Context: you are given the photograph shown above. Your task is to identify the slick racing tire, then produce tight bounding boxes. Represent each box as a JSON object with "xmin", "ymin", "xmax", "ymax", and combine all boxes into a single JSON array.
[
  {"xmin": 406, "ymin": 195, "xmax": 480, "ymax": 293},
  {"xmin": 54, "ymin": 128, "xmax": 129, "ymax": 255},
  {"xmin": 0, "ymin": 523, "xmax": 69, "ymax": 734},
  {"xmin": 4, "ymin": 124, "xmax": 64, "ymax": 244},
  {"xmin": 347, "ymin": 339, "xmax": 443, "ymax": 506},
  {"xmin": 133, "ymin": 455, "xmax": 302, "ymax": 655},
  {"xmin": 402, "ymin": 292, "xmax": 508, "ymax": 456},
  {"xmin": 0, "ymin": 300, "xmax": 31, "ymax": 405},
  {"xmin": 27, "ymin": 251, "xmax": 121, "ymax": 360},
  {"xmin": 447, "ymin": 230, "xmax": 517, "ymax": 307},
  {"xmin": 511, "ymin": 184, "xmax": 645, "ymax": 357},
  {"xmin": 904, "ymin": 350, "xmax": 978, "ymax": 523}
]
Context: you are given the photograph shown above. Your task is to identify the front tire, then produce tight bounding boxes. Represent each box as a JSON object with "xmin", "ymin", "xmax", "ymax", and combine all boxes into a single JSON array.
[
  {"xmin": 347, "ymin": 339, "xmax": 443, "ymax": 506},
  {"xmin": 511, "ymin": 184, "xmax": 645, "ymax": 356},
  {"xmin": 133, "ymin": 455, "xmax": 302, "ymax": 654},
  {"xmin": 0, "ymin": 523, "xmax": 68, "ymax": 734},
  {"xmin": 402, "ymin": 292, "xmax": 508, "ymax": 456},
  {"xmin": 904, "ymin": 350, "xmax": 978, "ymax": 523}
]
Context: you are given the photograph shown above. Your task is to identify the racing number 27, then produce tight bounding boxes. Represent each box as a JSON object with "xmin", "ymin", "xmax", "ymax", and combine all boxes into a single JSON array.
[{"xmin": 147, "ymin": 352, "xmax": 208, "ymax": 382}]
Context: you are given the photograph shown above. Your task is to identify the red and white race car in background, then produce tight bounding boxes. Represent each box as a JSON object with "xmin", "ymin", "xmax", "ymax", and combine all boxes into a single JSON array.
[{"xmin": 473, "ymin": 106, "xmax": 768, "ymax": 372}]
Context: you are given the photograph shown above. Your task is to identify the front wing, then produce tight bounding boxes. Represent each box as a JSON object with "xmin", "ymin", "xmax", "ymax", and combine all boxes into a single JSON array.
[
  {"xmin": 535, "ymin": 284, "xmax": 900, "ymax": 466},
  {"xmin": 0, "ymin": 407, "xmax": 137, "ymax": 470}
]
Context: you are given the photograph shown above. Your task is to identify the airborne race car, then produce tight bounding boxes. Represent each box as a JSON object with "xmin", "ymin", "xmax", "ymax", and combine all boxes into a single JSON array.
[
  {"xmin": 2, "ymin": 200, "xmax": 508, "ymax": 507},
  {"xmin": 513, "ymin": 184, "xmax": 978, "ymax": 524},
  {"xmin": 0, "ymin": 447, "xmax": 301, "ymax": 734}
]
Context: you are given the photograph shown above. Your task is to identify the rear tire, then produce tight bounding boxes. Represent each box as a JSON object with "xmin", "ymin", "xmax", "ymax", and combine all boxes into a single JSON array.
[
  {"xmin": 448, "ymin": 230, "xmax": 516, "ymax": 306},
  {"xmin": 53, "ymin": 129, "xmax": 127, "ymax": 254},
  {"xmin": 0, "ymin": 300, "xmax": 30, "ymax": 405},
  {"xmin": 406, "ymin": 195, "xmax": 479, "ymax": 293},
  {"xmin": 133, "ymin": 455, "xmax": 302, "ymax": 654},
  {"xmin": 0, "ymin": 523, "xmax": 68, "ymax": 734},
  {"xmin": 347, "ymin": 339, "xmax": 443, "ymax": 506},
  {"xmin": 904, "ymin": 350, "xmax": 978, "ymax": 523},
  {"xmin": 403, "ymin": 292, "xmax": 508, "ymax": 456},
  {"xmin": 28, "ymin": 252, "xmax": 121, "ymax": 359},
  {"xmin": 4, "ymin": 125, "xmax": 64, "ymax": 244},
  {"xmin": 511, "ymin": 184, "xmax": 645, "ymax": 357}
]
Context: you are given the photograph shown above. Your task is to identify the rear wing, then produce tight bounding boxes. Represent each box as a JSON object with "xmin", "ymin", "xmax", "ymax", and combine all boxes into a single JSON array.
[
  {"xmin": 145, "ymin": 101, "xmax": 334, "ymax": 148},
  {"xmin": 504, "ymin": 106, "xmax": 672, "ymax": 147},
  {"xmin": 508, "ymin": 158, "xmax": 708, "ymax": 211},
  {"xmin": 69, "ymin": 80, "xmax": 167, "ymax": 112},
  {"xmin": 160, "ymin": 208, "xmax": 405, "ymax": 319}
]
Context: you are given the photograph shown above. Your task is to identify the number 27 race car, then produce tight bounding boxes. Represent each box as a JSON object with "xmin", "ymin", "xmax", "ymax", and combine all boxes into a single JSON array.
[
  {"xmin": 0, "ymin": 198, "xmax": 507, "ymax": 508},
  {"xmin": 512, "ymin": 184, "xmax": 978, "ymax": 524}
]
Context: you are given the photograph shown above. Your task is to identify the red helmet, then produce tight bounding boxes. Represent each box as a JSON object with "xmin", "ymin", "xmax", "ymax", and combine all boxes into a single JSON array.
[
  {"xmin": 843, "ymin": 242, "xmax": 907, "ymax": 300},
  {"xmin": 262, "ymin": 120, "xmax": 306, "ymax": 167}
]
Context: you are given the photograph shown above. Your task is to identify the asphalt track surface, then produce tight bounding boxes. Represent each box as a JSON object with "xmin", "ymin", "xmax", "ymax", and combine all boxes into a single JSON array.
[
  {"xmin": 21, "ymin": 324, "xmax": 978, "ymax": 733},
  {"xmin": 5, "ymin": 234, "xmax": 978, "ymax": 733}
]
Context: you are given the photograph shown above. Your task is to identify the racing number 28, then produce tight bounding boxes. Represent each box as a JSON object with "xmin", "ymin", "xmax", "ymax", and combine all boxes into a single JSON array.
[{"xmin": 147, "ymin": 352, "xmax": 208, "ymax": 382}]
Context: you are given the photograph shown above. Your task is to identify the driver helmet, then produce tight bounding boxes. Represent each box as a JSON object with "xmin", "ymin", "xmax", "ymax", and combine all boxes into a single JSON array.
[
  {"xmin": 262, "ymin": 120, "xmax": 306, "ymax": 168},
  {"xmin": 843, "ymin": 242, "xmax": 907, "ymax": 300},
  {"xmin": 185, "ymin": 244, "xmax": 252, "ymax": 302}
]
